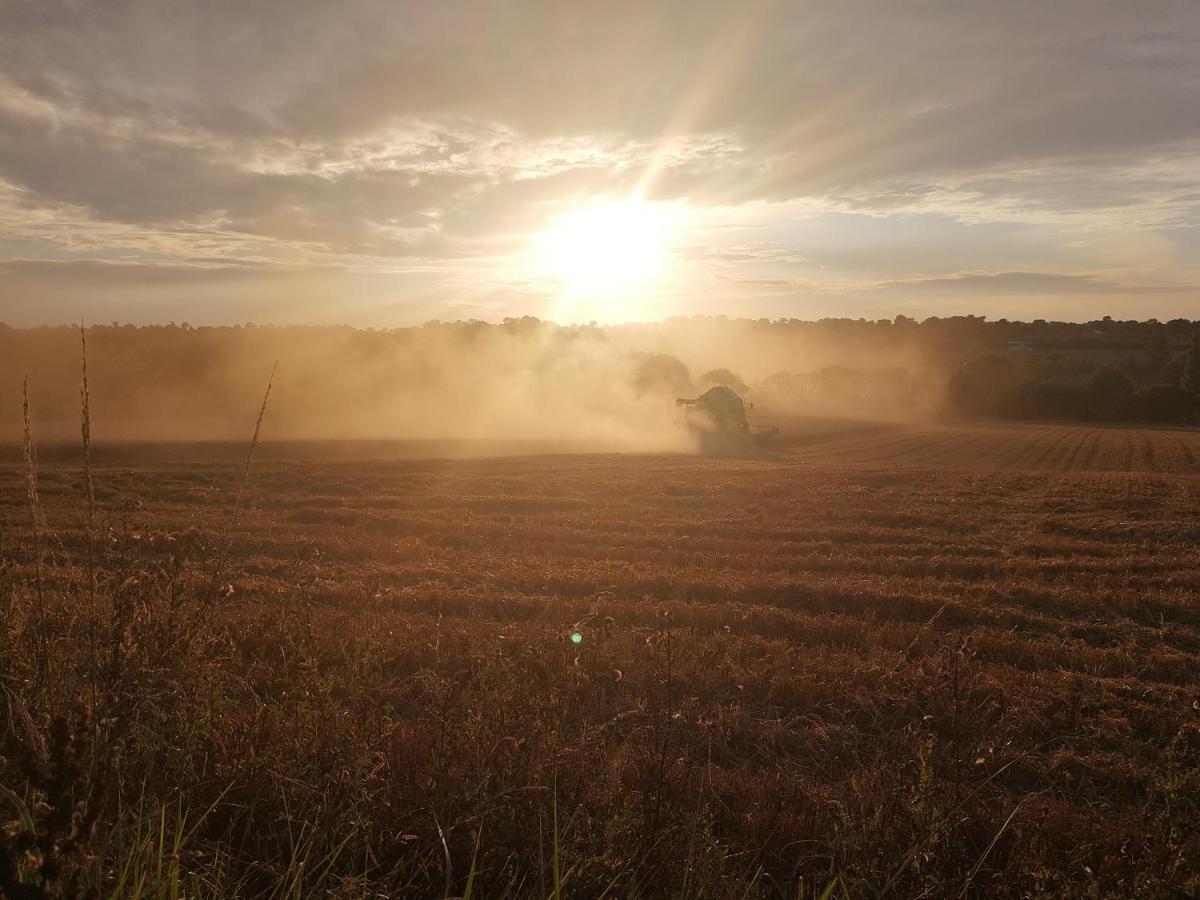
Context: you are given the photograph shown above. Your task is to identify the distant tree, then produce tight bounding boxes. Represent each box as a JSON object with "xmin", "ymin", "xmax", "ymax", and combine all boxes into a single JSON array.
[
  {"xmin": 1159, "ymin": 355, "xmax": 1186, "ymax": 387},
  {"xmin": 818, "ymin": 365, "xmax": 869, "ymax": 402},
  {"xmin": 501, "ymin": 316, "xmax": 544, "ymax": 336},
  {"xmin": 755, "ymin": 371, "xmax": 812, "ymax": 409},
  {"xmin": 866, "ymin": 366, "xmax": 920, "ymax": 408},
  {"xmin": 1087, "ymin": 365, "xmax": 1134, "ymax": 393},
  {"xmin": 1182, "ymin": 330, "xmax": 1200, "ymax": 395},
  {"xmin": 698, "ymin": 368, "xmax": 748, "ymax": 395},
  {"xmin": 1138, "ymin": 384, "xmax": 1193, "ymax": 422},
  {"xmin": 632, "ymin": 353, "xmax": 692, "ymax": 397},
  {"xmin": 1085, "ymin": 367, "xmax": 1135, "ymax": 420},
  {"xmin": 947, "ymin": 354, "xmax": 1020, "ymax": 418},
  {"xmin": 1019, "ymin": 380, "xmax": 1088, "ymax": 420}
]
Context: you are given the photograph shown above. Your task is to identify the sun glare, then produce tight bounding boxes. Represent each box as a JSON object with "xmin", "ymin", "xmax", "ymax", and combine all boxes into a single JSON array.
[{"xmin": 532, "ymin": 198, "xmax": 678, "ymax": 321}]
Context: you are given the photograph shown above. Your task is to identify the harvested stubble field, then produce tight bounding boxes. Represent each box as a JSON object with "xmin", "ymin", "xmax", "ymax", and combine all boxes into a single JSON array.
[{"xmin": 2, "ymin": 421, "xmax": 1199, "ymax": 898}]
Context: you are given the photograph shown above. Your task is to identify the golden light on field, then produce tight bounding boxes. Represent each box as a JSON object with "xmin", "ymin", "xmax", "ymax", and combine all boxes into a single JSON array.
[{"xmin": 532, "ymin": 198, "xmax": 679, "ymax": 322}]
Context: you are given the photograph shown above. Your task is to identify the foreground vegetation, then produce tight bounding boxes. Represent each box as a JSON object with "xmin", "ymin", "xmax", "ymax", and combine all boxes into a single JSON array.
[{"xmin": 2, "ymin": 422, "xmax": 1199, "ymax": 897}]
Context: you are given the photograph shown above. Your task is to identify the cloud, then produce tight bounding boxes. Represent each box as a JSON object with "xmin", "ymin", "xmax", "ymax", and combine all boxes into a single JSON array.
[
  {"xmin": 1, "ymin": 0, "xmax": 1199, "ymax": 322},
  {"xmin": 872, "ymin": 271, "xmax": 1196, "ymax": 296},
  {"xmin": 0, "ymin": 256, "xmax": 476, "ymax": 326}
]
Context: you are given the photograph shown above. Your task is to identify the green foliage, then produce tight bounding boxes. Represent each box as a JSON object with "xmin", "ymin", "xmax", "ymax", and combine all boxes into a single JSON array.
[
  {"xmin": 1182, "ymin": 329, "xmax": 1200, "ymax": 396},
  {"xmin": 951, "ymin": 356, "xmax": 1199, "ymax": 423},
  {"xmin": 947, "ymin": 354, "xmax": 1020, "ymax": 418}
]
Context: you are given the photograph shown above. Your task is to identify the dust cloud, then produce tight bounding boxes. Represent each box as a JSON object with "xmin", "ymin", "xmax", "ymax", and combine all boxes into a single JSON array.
[{"xmin": 0, "ymin": 318, "xmax": 949, "ymax": 451}]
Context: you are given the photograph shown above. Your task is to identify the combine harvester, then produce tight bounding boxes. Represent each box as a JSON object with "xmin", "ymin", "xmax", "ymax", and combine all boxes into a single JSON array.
[{"xmin": 676, "ymin": 385, "xmax": 778, "ymax": 455}]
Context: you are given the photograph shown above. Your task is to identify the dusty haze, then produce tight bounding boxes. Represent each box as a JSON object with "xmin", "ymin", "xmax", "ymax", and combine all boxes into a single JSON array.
[{"xmin": 0, "ymin": 318, "xmax": 957, "ymax": 450}]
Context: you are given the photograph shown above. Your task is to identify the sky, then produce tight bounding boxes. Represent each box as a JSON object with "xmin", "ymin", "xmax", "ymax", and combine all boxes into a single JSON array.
[{"xmin": 0, "ymin": 0, "xmax": 1198, "ymax": 326}]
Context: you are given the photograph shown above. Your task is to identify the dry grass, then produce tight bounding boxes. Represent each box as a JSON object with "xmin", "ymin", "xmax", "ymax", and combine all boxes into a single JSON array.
[{"xmin": 1, "ymin": 421, "xmax": 1199, "ymax": 897}]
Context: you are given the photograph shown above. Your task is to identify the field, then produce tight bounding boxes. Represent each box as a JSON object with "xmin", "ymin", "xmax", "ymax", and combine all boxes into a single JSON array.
[{"xmin": 2, "ymin": 421, "xmax": 1199, "ymax": 898}]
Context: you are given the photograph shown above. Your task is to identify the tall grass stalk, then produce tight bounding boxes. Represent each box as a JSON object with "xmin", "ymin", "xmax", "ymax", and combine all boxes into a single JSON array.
[
  {"xmin": 205, "ymin": 361, "xmax": 276, "ymax": 601},
  {"xmin": 233, "ymin": 359, "xmax": 277, "ymax": 528},
  {"xmin": 434, "ymin": 815, "xmax": 452, "ymax": 899},
  {"xmin": 548, "ymin": 776, "xmax": 575, "ymax": 900},
  {"xmin": 108, "ymin": 791, "xmax": 232, "ymax": 900},
  {"xmin": 552, "ymin": 778, "xmax": 562, "ymax": 899},
  {"xmin": 21, "ymin": 375, "xmax": 50, "ymax": 685},
  {"xmin": 461, "ymin": 823, "xmax": 484, "ymax": 900},
  {"xmin": 80, "ymin": 323, "xmax": 99, "ymax": 693}
]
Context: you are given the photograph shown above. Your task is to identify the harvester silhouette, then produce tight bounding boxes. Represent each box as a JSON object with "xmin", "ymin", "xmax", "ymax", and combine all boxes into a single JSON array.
[{"xmin": 676, "ymin": 385, "xmax": 777, "ymax": 455}]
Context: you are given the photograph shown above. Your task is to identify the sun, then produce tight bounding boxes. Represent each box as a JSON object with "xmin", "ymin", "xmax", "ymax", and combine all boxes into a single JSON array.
[{"xmin": 531, "ymin": 197, "xmax": 678, "ymax": 321}]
